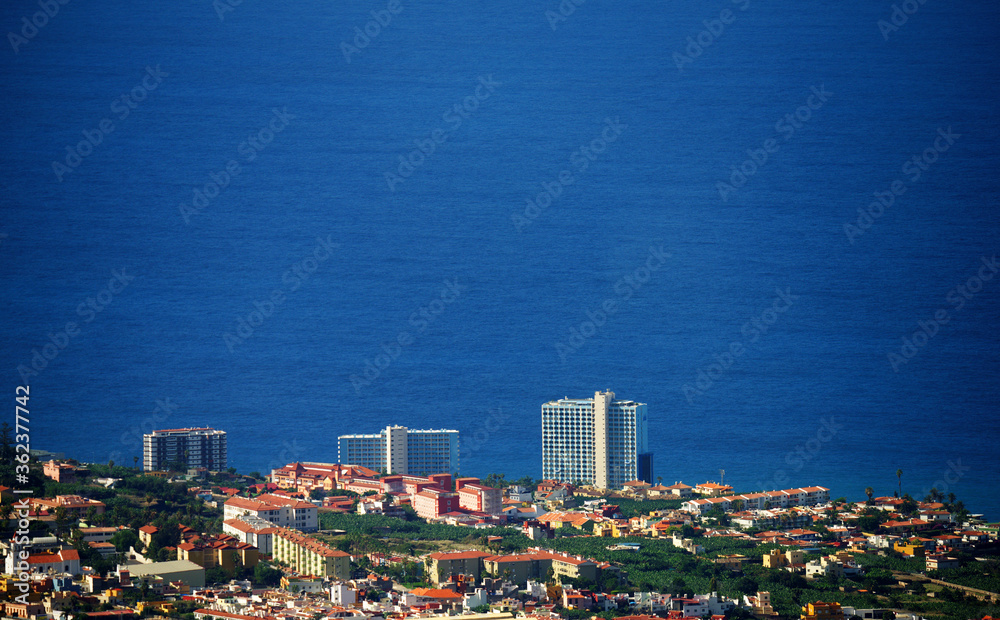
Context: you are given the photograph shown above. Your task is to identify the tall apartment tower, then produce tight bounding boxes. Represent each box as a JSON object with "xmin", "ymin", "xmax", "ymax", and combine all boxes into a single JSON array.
[
  {"xmin": 541, "ymin": 391, "xmax": 652, "ymax": 489},
  {"xmin": 338, "ymin": 426, "xmax": 458, "ymax": 475},
  {"xmin": 143, "ymin": 427, "xmax": 227, "ymax": 471}
]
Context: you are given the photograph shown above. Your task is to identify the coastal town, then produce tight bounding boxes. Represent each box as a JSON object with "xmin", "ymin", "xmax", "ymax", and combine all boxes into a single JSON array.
[{"xmin": 2, "ymin": 392, "xmax": 998, "ymax": 620}]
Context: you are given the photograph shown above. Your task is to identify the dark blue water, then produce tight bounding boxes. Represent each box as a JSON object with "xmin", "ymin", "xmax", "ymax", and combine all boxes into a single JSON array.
[{"xmin": 2, "ymin": 0, "xmax": 998, "ymax": 517}]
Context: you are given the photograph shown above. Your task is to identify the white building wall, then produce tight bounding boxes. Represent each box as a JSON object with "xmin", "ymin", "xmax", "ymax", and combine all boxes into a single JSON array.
[{"xmin": 541, "ymin": 391, "xmax": 647, "ymax": 489}]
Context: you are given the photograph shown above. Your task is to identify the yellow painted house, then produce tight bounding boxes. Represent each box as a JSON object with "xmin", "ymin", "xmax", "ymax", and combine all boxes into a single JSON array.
[
  {"xmin": 272, "ymin": 527, "xmax": 351, "ymax": 579},
  {"xmin": 894, "ymin": 542, "xmax": 925, "ymax": 557}
]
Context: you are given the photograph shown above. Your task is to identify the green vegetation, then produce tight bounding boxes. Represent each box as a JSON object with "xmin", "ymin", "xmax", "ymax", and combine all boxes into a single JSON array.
[
  {"xmin": 931, "ymin": 557, "xmax": 1000, "ymax": 593},
  {"xmin": 606, "ymin": 498, "xmax": 683, "ymax": 518},
  {"xmin": 482, "ymin": 473, "xmax": 536, "ymax": 489},
  {"xmin": 319, "ymin": 511, "xmax": 527, "ymax": 549},
  {"xmin": 253, "ymin": 561, "xmax": 283, "ymax": 586},
  {"xmin": 853, "ymin": 550, "xmax": 927, "ymax": 574}
]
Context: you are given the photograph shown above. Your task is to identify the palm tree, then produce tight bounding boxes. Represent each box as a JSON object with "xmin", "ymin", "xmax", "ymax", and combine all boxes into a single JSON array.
[
  {"xmin": 896, "ymin": 469, "xmax": 902, "ymax": 497},
  {"xmin": 865, "ymin": 487, "xmax": 874, "ymax": 504},
  {"xmin": 133, "ymin": 456, "xmax": 139, "ymax": 469},
  {"xmin": 54, "ymin": 506, "xmax": 69, "ymax": 539}
]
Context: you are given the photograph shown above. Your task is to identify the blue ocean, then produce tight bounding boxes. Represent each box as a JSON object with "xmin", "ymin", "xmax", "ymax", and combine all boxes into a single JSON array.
[{"xmin": 2, "ymin": 0, "xmax": 998, "ymax": 517}]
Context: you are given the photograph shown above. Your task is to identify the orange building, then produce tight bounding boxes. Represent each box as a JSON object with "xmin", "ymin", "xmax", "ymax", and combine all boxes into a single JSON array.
[
  {"xmin": 801, "ymin": 601, "xmax": 842, "ymax": 620},
  {"xmin": 177, "ymin": 535, "xmax": 259, "ymax": 572}
]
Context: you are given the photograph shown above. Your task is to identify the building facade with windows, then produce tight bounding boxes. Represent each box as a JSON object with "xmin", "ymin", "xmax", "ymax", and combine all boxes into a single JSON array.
[
  {"xmin": 455, "ymin": 478, "xmax": 502, "ymax": 515},
  {"xmin": 541, "ymin": 390, "xmax": 651, "ymax": 489},
  {"xmin": 143, "ymin": 427, "xmax": 227, "ymax": 472},
  {"xmin": 223, "ymin": 494, "xmax": 318, "ymax": 532},
  {"xmin": 337, "ymin": 425, "xmax": 458, "ymax": 475},
  {"xmin": 271, "ymin": 527, "xmax": 351, "ymax": 579}
]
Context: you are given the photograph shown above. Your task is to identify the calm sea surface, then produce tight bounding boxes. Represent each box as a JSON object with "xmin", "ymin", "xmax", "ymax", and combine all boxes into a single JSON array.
[{"xmin": 2, "ymin": 0, "xmax": 998, "ymax": 516}]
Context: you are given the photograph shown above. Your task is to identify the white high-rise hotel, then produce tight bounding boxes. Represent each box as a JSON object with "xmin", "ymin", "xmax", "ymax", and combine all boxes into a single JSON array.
[
  {"xmin": 541, "ymin": 391, "xmax": 652, "ymax": 489},
  {"xmin": 338, "ymin": 425, "xmax": 458, "ymax": 475}
]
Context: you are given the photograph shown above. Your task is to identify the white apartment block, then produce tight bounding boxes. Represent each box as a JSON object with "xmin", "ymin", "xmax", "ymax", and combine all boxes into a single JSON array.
[
  {"xmin": 223, "ymin": 514, "xmax": 277, "ymax": 554},
  {"xmin": 142, "ymin": 427, "xmax": 227, "ymax": 471},
  {"xmin": 541, "ymin": 391, "xmax": 651, "ymax": 489},
  {"xmin": 223, "ymin": 494, "xmax": 318, "ymax": 532},
  {"xmin": 337, "ymin": 425, "xmax": 458, "ymax": 475},
  {"xmin": 682, "ymin": 486, "xmax": 831, "ymax": 514}
]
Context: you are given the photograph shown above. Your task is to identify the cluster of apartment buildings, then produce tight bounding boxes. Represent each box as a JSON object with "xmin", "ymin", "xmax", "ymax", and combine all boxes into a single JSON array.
[
  {"xmin": 188, "ymin": 573, "xmax": 752, "ymax": 620},
  {"xmin": 173, "ymin": 531, "xmax": 260, "ymax": 574},
  {"xmin": 269, "ymin": 462, "xmax": 503, "ymax": 521},
  {"xmin": 138, "ymin": 389, "xmax": 655, "ymax": 495},
  {"xmin": 221, "ymin": 493, "xmax": 323, "ymax": 557},
  {"xmin": 681, "ymin": 486, "xmax": 831, "ymax": 514},
  {"xmin": 426, "ymin": 548, "xmax": 620, "ymax": 587}
]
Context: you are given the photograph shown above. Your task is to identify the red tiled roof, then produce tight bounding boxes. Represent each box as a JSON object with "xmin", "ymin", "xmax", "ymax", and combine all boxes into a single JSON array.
[
  {"xmin": 222, "ymin": 519, "xmax": 255, "ymax": 533},
  {"xmin": 427, "ymin": 550, "xmax": 492, "ymax": 561},
  {"xmin": 411, "ymin": 588, "xmax": 462, "ymax": 599},
  {"xmin": 27, "ymin": 549, "xmax": 80, "ymax": 564}
]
